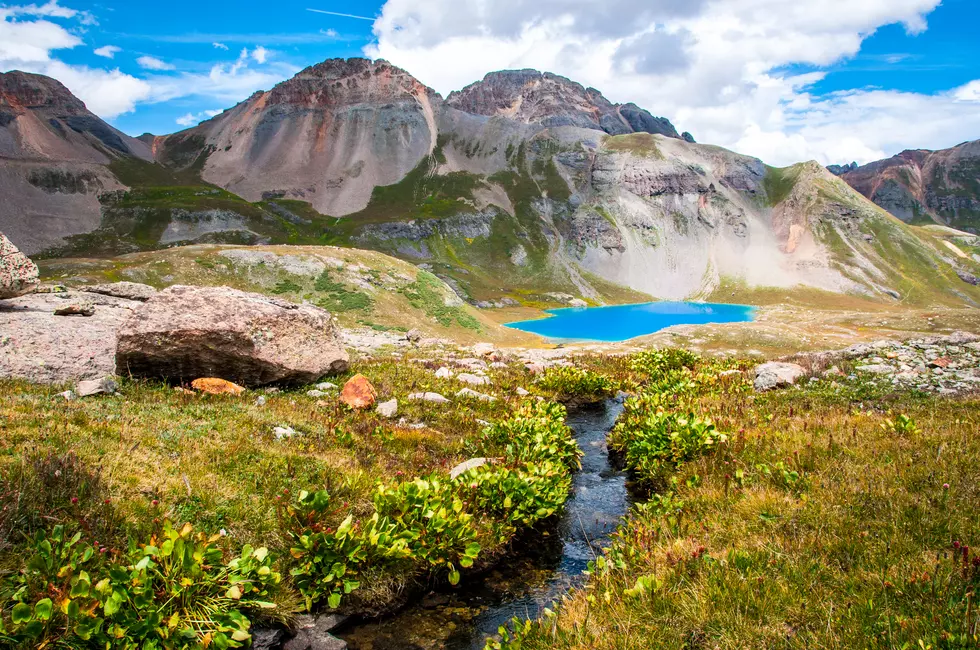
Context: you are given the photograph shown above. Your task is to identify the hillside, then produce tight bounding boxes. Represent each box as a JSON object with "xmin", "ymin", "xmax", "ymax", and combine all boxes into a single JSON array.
[
  {"xmin": 841, "ymin": 140, "xmax": 980, "ymax": 230},
  {"xmin": 2, "ymin": 59, "xmax": 980, "ymax": 308}
]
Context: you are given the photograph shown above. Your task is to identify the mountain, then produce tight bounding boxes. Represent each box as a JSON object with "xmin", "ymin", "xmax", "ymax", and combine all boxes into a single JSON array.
[
  {"xmin": 0, "ymin": 70, "xmax": 152, "ymax": 254},
  {"xmin": 2, "ymin": 59, "xmax": 979, "ymax": 309},
  {"xmin": 841, "ymin": 140, "xmax": 980, "ymax": 231}
]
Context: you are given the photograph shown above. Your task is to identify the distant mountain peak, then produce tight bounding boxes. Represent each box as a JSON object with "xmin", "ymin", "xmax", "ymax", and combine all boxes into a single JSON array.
[
  {"xmin": 445, "ymin": 67, "xmax": 681, "ymax": 138},
  {"xmin": 0, "ymin": 70, "xmax": 88, "ymax": 116}
]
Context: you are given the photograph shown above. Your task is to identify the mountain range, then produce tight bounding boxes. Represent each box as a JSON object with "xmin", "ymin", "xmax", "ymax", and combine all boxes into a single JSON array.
[{"xmin": 1, "ymin": 58, "xmax": 979, "ymax": 308}]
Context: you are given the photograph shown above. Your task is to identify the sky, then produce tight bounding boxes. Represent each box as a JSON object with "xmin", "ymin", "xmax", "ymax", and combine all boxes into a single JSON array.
[{"xmin": 2, "ymin": 0, "xmax": 979, "ymax": 167}]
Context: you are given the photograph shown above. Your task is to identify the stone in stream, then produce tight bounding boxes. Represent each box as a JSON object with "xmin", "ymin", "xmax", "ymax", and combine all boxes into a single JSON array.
[
  {"xmin": 753, "ymin": 362, "xmax": 806, "ymax": 392},
  {"xmin": 282, "ymin": 613, "xmax": 348, "ymax": 650},
  {"xmin": 0, "ymin": 232, "xmax": 39, "ymax": 299},
  {"xmin": 340, "ymin": 374, "xmax": 376, "ymax": 409},
  {"xmin": 115, "ymin": 285, "xmax": 349, "ymax": 386}
]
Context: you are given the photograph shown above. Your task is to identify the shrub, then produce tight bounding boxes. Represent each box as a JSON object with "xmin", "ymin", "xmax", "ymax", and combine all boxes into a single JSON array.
[
  {"xmin": 535, "ymin": 366, "xmax": 614, "ymax": 401},
  {"xmin": 0, "ymin": 522, "xmax": 281, "ymax": 649},
  {"xmin": 481, "ymin": 401, "xmax": 580, "ymax": 469},
  {"xmin": 630, "ymin": 348, "xmax": 700, "ymax": 378},
  {"xmin": 466, "ymin": 460, "xmax": 571, "ymax": 531}
]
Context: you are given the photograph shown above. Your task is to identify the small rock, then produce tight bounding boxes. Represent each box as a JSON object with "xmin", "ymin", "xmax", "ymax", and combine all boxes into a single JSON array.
[
  {"xmin": 718, "ymin": 369, "xmax": 742, "ymax": 378},
  {"xmin": 316, "ymin": 382, "xmax": 338, "ymax": 391},
  {"xmin": 81, "ymin": 282, "xmax": 157, "ymax": 302},
  {"xmin": 377, "ymin": 398, "xmax": 398, "ymax": 418},
  {"xmin": 250, "ymin": 627, "xmax": 287, "ymax": 650},
  {"xmin": 408, "ymin": 392, "xmax": 450, "ymax": 404},
  {"xmin": 856, "ymin": 364, "xmax": 896, "ymax": 375},
  {"xmin": 435, "ymin": 366, "xmax": 453, "ymax": 379},
  {"xmin": 283, "ymin": 613, "xmax": 348, "ymax": 650},
  {"xmin": 191, "ymin": 378, "xmax": 246, "ymax": 395},
  {"xmin": 456, "ymin": 387, "xmax": 496, "ymax": 402},
  {"xmin": 457, "ymin": 373, "xmax": 491, "ymax": 386},
  {"xmin": 473, "ymin": 343, "xmax": 496, "ymax": 357},
  {"xmin": 516, "ymin": 387, "xmax": 530, "ymax": 397},
  {"xmin": 54, "ymin": 302, "xmax": 95, "ymax": 317},
  {"xmin": 340, "ymin": 374, "xmax": 377, "ymax": 409},
  {"xmin": 929, "ymin": 357, "xmax": 952, "ymax": 369},
  {"xmin": 307, "ymin": 389, "xmax": 328, "ymax": 397},
  {"xmin": 76, "ymin": 377, "xmax": 118, "ymax": 397},
  {"xmin": 273, "ymin": 426, "xmax": 298, "ymax": 440},
  {"xmin": 450, "ymin": 457, "xmax": 489, "ymax": 479},
  {"xmin": 56, "ymin": 390, "xmax": 76, "ymax": 401},
  {"xmin": 255, "ymin": 395, "xmax": 267, "ymax": 406},
  {"xmin": 753, "ymin": 362, "xmax": 806, "ymax": 392},
  {"xmin": 405, "ymin": 329, "xmax": 422, "ymax": 343}
]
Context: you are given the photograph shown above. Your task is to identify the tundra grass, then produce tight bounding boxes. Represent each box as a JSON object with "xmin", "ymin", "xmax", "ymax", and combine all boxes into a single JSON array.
[{"xmin": 492, "ymin": 360, "xmax": 980, "ymax": 650}]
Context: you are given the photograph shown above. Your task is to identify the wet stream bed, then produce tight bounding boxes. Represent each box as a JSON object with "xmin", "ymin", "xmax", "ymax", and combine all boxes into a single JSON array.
[{"xmin": 335, "ymin": 398, "xmax": 631, "ymax": 650}]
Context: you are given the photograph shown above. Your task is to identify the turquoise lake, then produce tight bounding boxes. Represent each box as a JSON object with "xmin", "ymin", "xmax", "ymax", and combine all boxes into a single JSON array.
[{"xmin": 505, "ymin": 301, "xmax": 755, "ymax": 342}]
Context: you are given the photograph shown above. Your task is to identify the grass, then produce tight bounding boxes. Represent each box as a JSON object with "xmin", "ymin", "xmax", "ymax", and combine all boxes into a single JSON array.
[
  {"xmin": 603, "ymin": 134, "xmax": 665, "ymax": 159},
  {"xmin": 490, "ymin": 356, "xmax": 980, "ymax": 650},
  {"xmin": 763, "ymin": 165, "xmax": 802, "ymax": 207}
]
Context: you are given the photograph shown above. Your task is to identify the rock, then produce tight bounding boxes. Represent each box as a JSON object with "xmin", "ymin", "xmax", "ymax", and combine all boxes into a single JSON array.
[
  {"xmin": 405, "ymin": 329, "xmax": 422, "ymax": 343},
  {"xmin": 856, "ymin": 364, "xmax": 895, "ymax": 375},
  {"xmin": 76, "ymin": 377, "xmax": 117, "ymax": 397},
  {"xmin": 435, "ymin": 366, "xmax": 453, "ymax": 379},
  {"xmin": 251, "ymin": 627, "xmax": 287, "ymax": 650},
  {"xmin": 316, "ymin": 382, "xmax": 338, "ymax": 391},
  {"xmin": 456, "ymin": 387, "xmax": 496, "ymax": 402},
  {"xmin": 307, "ymin": 389, "xmax": 328, "ymax": 397},
  {"xmin": 191, "ymin": 377, "xmax": 246, "ymax": 395},
  {"xmin": 0, "ymin": 232, "xmax": 39, "ymax": 299},
  {"xmin": 255, "ymin": 395, "xmax": 267, "ymax": 406},
  {"xmin": 843, "ymin": 343, "xmax": 872, "ymax": 359},
  {"xmin": 472, "ymin": 343, "xmax": 496, "ymax": 357},
  {"xmin": 115, "ymin": 286, "xmax": 349, "ymax": 386},
  {"xmin": 54, "ymin": 302, "xmax": 95, "ymax": 317},
  {"xmin": 945, "ymin": 331, "xmax": 980, "ymax": 345},
  {"xmin": 516, "ymin": 387, "xmax": 530, "ymax": 396},
  {"xmin": 929, "ymin": 357, "xmax": 952, "ymax": 369},
  {"xmin": 753, "ymin": 362, "xmax": 806, "ymax": 391},
  {"xmin": 569, "ymin": 298, "xmax": 588, "ymax": 307},
  {"xmin": 340, "ymin": 374, "xmax": 376, "ymax": 409},
  {"xmin": 273, "ymin": 426, "xmax": 298, "ymax": 440},
  {"xmin": 408, "ymin": 392, "xmax": 450, "ymax": 403},
  {"xmin": 457, "ymin": 373, "xmax": 491, "ymax": 386},
  {"xmin": 450, "ymin": 457, "xmax": 489, "ymax": 479},
  {"xmin": 377, "ymin": 398, "xmax": 398, "ymax": 418},
  {"xmin": 284, "ymin": 614, "xmax": 348, "ymax": 650},
  {"xmin": 56, "ymin": 390, "xmax": 76, "ymax": 401},
  {"xmin": 81, "ymin": 282, "xmax": 157, "ymax": 302},
  {"xmin": 718, "ymin": 369, "xmax": 742, "ymax": 378}
]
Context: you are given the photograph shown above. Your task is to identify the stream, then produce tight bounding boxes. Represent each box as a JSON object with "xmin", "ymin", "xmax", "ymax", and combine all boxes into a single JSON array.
[{"xmin": 335, "ymin": 398, "xmax": 630, "ymax": 650}]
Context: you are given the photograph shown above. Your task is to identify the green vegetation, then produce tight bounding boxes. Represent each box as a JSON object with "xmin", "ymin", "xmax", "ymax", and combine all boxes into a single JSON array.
[
  {"xmin": 490, "ymin": 353, "xmax": 980, "ymax": 650},
  {"xmin": 603, "ymin": 133, "xmax": 665, "ymax": 159},
  {"xmin": 762, "ymin": 164, "xmax": 802, "ymax": 207},
  {"xmin": 535, "ymin": 366, "xmax": 615, "ymax": 403},
  {"xmin": 402, "ymin": 271, "xmax": 481, "ymax": 330}
]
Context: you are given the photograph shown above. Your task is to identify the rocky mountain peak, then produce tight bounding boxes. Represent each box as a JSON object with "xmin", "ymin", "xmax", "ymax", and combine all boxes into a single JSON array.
[
  {"xmin": 445, "ymin": 68, "xmax": 680, "ymax": 138},
  {"xmin": 265, "ymin": 57, "xmax": 436, "ymax": 108},
  {"xmin": 0, "ymin": 70, "xmax": 88, "ymax": 117}
]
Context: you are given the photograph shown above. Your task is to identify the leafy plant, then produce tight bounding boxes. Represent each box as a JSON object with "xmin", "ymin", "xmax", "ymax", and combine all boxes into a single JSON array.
[
  {"xmin": 481, "ymin": 401, "xmax": 581, "ymax": 469},
  {"xmin": 881, "ymin": 413, "xmax": 921, "ymax": 436},
  {"xmin": 535, "ymin": 366, "xmax": 614, "ymax": 401}
]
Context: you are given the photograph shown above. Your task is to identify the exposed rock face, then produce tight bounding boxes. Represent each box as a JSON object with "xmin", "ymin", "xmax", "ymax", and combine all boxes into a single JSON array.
[
  {"xmin": 842, "ymin": 140, "xmax": 980, "ymax": 230},
  {"xmin": 157, "ymin": 58, "xmax": 440, "ymax": 217},
  {"xmin": 0, "ymin": 71, "xmax": 152, "ymax": 254},
  {"xmin": 445, "ymin": 70, "xmax": 680, "ymax": 138},
  {"xmin": 0, "ymin": 232, "xmax": 39, "ymax": 298},
  {"xmin": 116, "ymin": 286, "xmax": 349, "ymax": 386}
]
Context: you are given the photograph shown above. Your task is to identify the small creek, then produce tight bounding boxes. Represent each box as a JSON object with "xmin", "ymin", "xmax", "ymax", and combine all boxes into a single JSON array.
[{"xmin": 335, "ymin": 398, "xmax": 630, "ymax": 650}]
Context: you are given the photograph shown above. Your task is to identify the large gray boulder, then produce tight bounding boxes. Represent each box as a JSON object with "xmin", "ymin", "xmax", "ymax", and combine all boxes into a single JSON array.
[
  {"xmin": 0, "ymin": 232, "xmax": 39, "ymax": 299},
  {"xmin": 115, "ymin": 285, "xmax": 349, "ymax": 386},
  {"xmin": 754, "ymin": 362, "xmax": 806, "ymax": 392}
]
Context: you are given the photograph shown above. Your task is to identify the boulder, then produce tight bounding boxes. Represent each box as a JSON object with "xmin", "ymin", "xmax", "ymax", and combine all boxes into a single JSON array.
[
  {"xmin": 435, "ymin": 366, "xmax": 453, "ymax": 379},
  {"xmin": 76, "ymin": 377, "xmax": 117, "ymax": 397},
  {"xmin": 456, "ymin": 387, "xmax": 496, "ymax": 402},
  {"xmin": 191, "ymin": 377, "xmax": 246, "ymax": 395},
  {"xmin": 82, "ymin": 282, "xmax": 157, "ymax": 302},
  {"xmin": 115, "ymin": 286, "xmax": 349, "ymax": 386},
  {"xmin": 753, "ymin": 362, "xmax": 806, "ymax": 391},
  {"xmin": 340, "ymin": 374, "xmax": 376, "ymax": 409},
  {"xmin": 457, "ymin": 373, "xmax": 491, "ymax": 386},
  {"xmin": 0, "ymin": 233, "xmax": 39, "ymax": 299},
  {"xmin": 54, "ymin": 302, "xmax": 95, "ymax": 317}
]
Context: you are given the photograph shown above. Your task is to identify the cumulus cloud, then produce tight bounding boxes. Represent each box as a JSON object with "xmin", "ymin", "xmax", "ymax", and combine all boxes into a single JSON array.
[
  {"xmin": 367, "ymin": 0, "xmax": 973, "ymax": 165},
  {"xmin": 137, "ymin": 55, "xmax": 175, "ymax": 71},
  {"xmin": 251, "ymin": 46, "xmax": 270, "ymax": 64},
  {"xmin": 93, "ymin": 45, "xmax": 120, "ymax": 58},
  {"xmin": 0, "ymin": 1, "xmax": 149, "ymax": 117}
]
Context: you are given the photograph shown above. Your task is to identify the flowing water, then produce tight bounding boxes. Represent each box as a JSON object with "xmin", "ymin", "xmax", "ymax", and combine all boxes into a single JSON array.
[
  {"xmin": 335, "ymin": 398, "xmax": 630, "ymax": 650},
  {"xmin": 505, "ymin": 301, "xmax": 755, "ymax": 342}
]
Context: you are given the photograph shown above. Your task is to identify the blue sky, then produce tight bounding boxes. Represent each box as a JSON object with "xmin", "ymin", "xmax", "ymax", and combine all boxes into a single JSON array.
[{"xmin": 2, "ymin": 0, "xmax": 980, "ymax": 165}]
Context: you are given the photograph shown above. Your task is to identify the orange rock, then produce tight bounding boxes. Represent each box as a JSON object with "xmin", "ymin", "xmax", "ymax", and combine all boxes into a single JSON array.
[
  {"xmin": 191, "ymin": 378, "xmax": 246, "ymax": 396},
  {"xmin": 340, "ymin": 374, "xmax": 377, "ymax": 409}
]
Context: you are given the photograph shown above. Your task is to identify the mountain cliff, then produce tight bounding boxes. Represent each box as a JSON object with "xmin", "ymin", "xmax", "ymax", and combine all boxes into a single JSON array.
[
  {"xmin": 841, "ymin": 140, "xmax": 980, "ymax": 231},
  {"xmin": 0, "ymin": 71, "xmax": 152, "ymax": 254},
  {"xmin": 2, "ymin": 59, "xmax": 978, "ymax": 308}
]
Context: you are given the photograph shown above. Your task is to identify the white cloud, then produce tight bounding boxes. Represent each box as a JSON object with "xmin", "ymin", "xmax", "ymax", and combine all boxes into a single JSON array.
[
  {"xmin": 367, "ymin": 0, "xmax": 973, "ymax": 165},
  {"xmin": 175, "ymin": 108, "xmax": 223, "ymax": 127},
  {"xmin": 213, "ymin": 42, "xmax": 229, "ymax": 50},
  {"xmin": 0, "ymin": 1, "xmax": 149, "ymax": 117},
  {"xmin": 136, "ymin": 55, "xmax": 175, "ymax": 71},
  {"xmin": 251, "ymin": 46, "xmax": 270, "ymax": 64},
  {"xmin": 94, "ymin": 45, "xmax": 120, "ymax": 58}
]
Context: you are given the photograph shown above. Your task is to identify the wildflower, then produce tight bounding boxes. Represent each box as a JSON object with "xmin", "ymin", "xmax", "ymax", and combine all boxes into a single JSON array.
[
  {"xmin": 151, "ymin": 499, "xmax": 159, "ymax": 506},
  {"xmin": 943, "ymin": 483, "xmax": 950, "ymax": 490},
  {"xmin": 71, "ymin": 497, "xmax": 79, "ymax": 504},
  {"xmin": 104, "ymin": 498, "xmax": 111, "ymax": 504},
  {"xmin": 219, "ymin": 529, "xmax": 227, "ymax": 537}
]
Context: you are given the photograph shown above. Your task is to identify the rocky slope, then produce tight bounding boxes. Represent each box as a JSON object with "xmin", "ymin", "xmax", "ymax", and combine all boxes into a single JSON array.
[
  {"xmin": 841, "ymin": 140, "xmax": 980, "ymax": 230},
  {"xmin": 2, "ymin": 60, "xmax": 979, "ymax": 308},
  {"xmin": 0, "ymin": 71, "xmax": 152, "ymax": 254}
]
